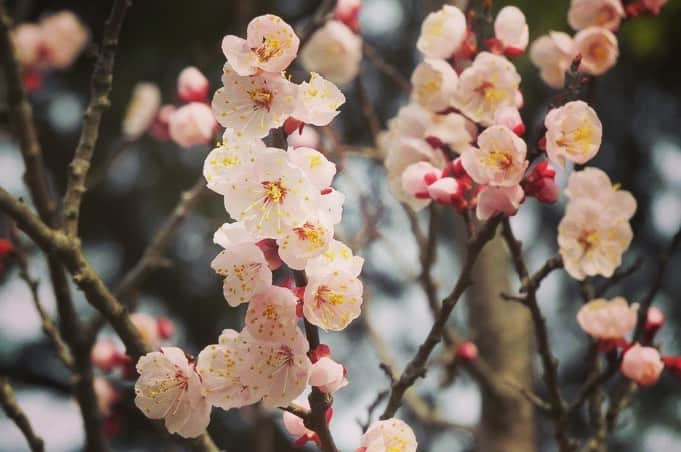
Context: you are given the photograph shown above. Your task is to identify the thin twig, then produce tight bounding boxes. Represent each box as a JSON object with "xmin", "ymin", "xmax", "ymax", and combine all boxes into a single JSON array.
[
  {"xmin": 362, "ymin": 42, "xmax": 411, "ymax": 93},
  {"xmin": 0, "ymin": 377, "xmax": 45, "ymax": 452}
]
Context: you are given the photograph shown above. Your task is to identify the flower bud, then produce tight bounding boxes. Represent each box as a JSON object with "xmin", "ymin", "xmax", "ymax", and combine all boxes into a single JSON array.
[
  {"xmin": 168, "ymin": 102, "xmax": 217, "ymax": 148},
  {"xmin": 156, "ymin": 317, "xmax": 175, "ymax": 340},
  {"xmin": 0, "ymin": 239, "xmax": 14, "ymax": 258},
  {"xmin": 427, "ymin": 177, "xmax": 459, "ymax": 205},
  {"xmin": 644, "ymin": 306, "xmax": 665, "ymax": 339},
  {"xmin": 401, "ymin": 161, "xmax": 441, "ymax": 199},
  {"xmin": 522, "ymin": 161, "xmax": 560, "ymax": 203},
  {"xmin": 310, "ymin": 357, "xmax": 348, "ymax": 394},
  {"xmin": 494, "ymin": 6, "xmax": 529, "ymax": 54},
  {"xmin": 494, "ymin": 106, "xmax": 525, "ymax": 136},
  {"xmin": 620, "ymin": 343, "xmax": 664, "ymax": 386},
  {"xmin": 334, "ymin": 0, "xmax": 361, "ymax": 33},
  {"xmin": 149, "ymin": 105, "xmax": 177, "ymax": 141},
  {"xmin": 91, "ymin": 340, "xmax": 121, "ymax": 372},
  {"xmin": 457, "ymin": 341, "xmax": 479, "ymax": 361},
  {"xmin": 177, "ymin": 66, "xmax": 210, "ymax": 103}
]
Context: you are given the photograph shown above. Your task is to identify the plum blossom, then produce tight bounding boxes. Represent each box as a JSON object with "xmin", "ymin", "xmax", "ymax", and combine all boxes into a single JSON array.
[
  {"xmin": 222, "ymin": 14, "xmax": 299, "ymax": 76},
  {"xmin": 461, "ymin": 125, "xmax": 528, "ymax": 187},
  {"xmin": 427, "ymin": 177, "xmax": 460, "ymax": 205},
  {"xmin": 410, "ymin": 59, "xmax": 458, "ymax": 112},
  {"xmin": 529, "ymin": 32, "xmax": 577, "ymax": 88},
  {"xmin": 221, "ymin": 149, "xmax": 320, "ymax": 237},
  {"xmin": 335, "ymin": 0, "xmax": 361, "ymax": 32},
  {"xmin": 177, "ymin": 66, "xmax": 210, "ymax": 102},
  {"xmin": 245, "ymin": 286, "xmax": 299, "ymax": 342},
  {"xmin": 168, "ymin": 102, "xmax": 217, "ymax": 148},
  {"xmin": 568, "ymin": 0, "xmax": 625, "ymax": 31},
  {"xmin": 575, "ymin": 27, "xmax": 619, "ymax": 76},
  {"xmin": 522, "ymin": 161, "xmax": 560, "ymax": 204},
  {"xmin": 643, "ymin": 0, "xmax": 668, "ymax": 14},
  {"xmin": 287, "ymin": 126, "xmax": 321, "ymax": 149},
  {"xmin": 310, "ymin": 357, "xmax": 348, "ymax": 394},
  {"xmin": 306, "ymin": 239, "xmax": 364, "ymax": 280},
  {"xmin": 577, "ymin": 297, "xmax": 639, "ymax": 340},
  {"xmin": 494, "ymin": 106, "xmax": 525, "ymax": 136},
  {"xmin": 286, "ymin": 146, "xmax": 337, "ymax": 190},
  {"xmin": 300, "ymin": 20, "xmax": 362, "ymax": 85},
  {"xmin": 91, "ymin": 340, "xmax": 122, "ymax": 372},
  {"xmin": 38, "ymin": 11, "xmax": 89, "ymax": 69},
  {"xmin": 11, "ymin": 24, "xmax": 43, "ymax": 68},
  {"xmin": 212, "ymin": 67, "xmax": 297, "ymax": 138},
  {"xmin": 476, "ymin": 185, "xmax": 524, "ymax": 220},
  {"xmin": 211, "ymin": 240, "xmax": 272, "ymax": 306},
  {"xmin": 134, "ymin": 347, "xmax": 211, "ymax": 438},
  {"xmin": 122, "ymin": 83, "xmax": 161, "ymax": 140},
  {"xmin": 358, "ymin": 418, "xmax": 418, "ymax": 452},
  {"xmin": 293, "ymin": 73, "xmax": 346, "ymax": 126},
  {"xmin": 545, "ymin": 101, "xmax": 602, "ymax": 168},
  {"xmin": 564, "ymin": 167, "xmax": 637, "ymax": 221},
  {"xmin": 620, "ymin": 344, "xmax": 665, "ymax": 386},
  {"xmin": 277, "ymin": 218, "xmax": 334, "ymax": 270},
  {"xmin": 453, "ymin": 52, "xmax": 522, "ymax": 126},
  {"xmin": 425, "ymin": 112, "xmax": 477, "ymax": 151},
  {"xmin": 416, "ymin": 5, "xmax": 467, "ymax": 59},
  {"xmin": 494, "ymin": 6, "xmax": 529, "ymax": 53},
  {"xmin": 196, "ymin": 329, "xmax": 264, "ymax": 410},
  {"xmin": 304, "ymin": 268, "xmax": 364, "ymax": 331}
]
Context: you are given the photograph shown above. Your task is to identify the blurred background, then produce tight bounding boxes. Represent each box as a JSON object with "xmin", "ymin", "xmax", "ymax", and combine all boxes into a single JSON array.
[{"xmin": 1, "ymin": 0, "xmax": 680, "ymax": 450}]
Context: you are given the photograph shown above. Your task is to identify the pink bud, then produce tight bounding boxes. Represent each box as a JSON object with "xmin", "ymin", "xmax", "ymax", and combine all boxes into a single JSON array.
[
  {"xmin": 662, "ymin": 356, "xmax": 681, "ymax": 379},
  {"xmin": 450, "ymin": 157, "xmax": 468, "ymax": 178},
  {"xmin": 620, "ymin": 343, "xmax": 664, "ymax": 386},
  {"xmin": 401, "ymin": 161, "xmax": 441, "ymax": 199},
  {"xmin": 149, "ymin": 105, "xmax": 177, "ymax": 141},
  {"xmin": 494, "ymin": 106, "xmax": 525, "ymax": 136},
  {"xmin": 168, "ymin": 102, "xmax": 217, "ymax": 148},
  {"xmin": 256, "ymin": 239, "xmax": 282, "ymax": 270},
  {"xmin": 309, "ymin": 344, "xmax": 331, "ymax": 363},
  {"xmin": 177, "ymin": 66, "xmax": 209, "ymax": 103},
  {"xmin": 156, "ymin": 317, "xmax": 175, "ymax": 340},
  {"xmin": 522, "ymin": 161, "xmax": 559, "ymax": 203},
  {"xmin": 645, "ymin": 306, "xmax": 665, "ymax": 337},
  {"xmin": 287, "ymin": 126, "xmax": 321, "ymax": 149},
  {"xmin": 457, "ymin": 341, "xmax": 479, "ymax": 361},
  {"xmin": 309, "ymin": 357, "xmax": 348, "ymax": 394},
  {"xmin": 641, "ymin": 0, "xmax": 667, "ymax": 15},
  {"xmin": 427, "ymin": 177, "xmax": 459, "ymax": 204},
  {"xmin": 476, "ymin": 185, "xmax": 525, "ymax": 220},
  {"xmin": 91, "ymin": 340, "xmax": 121, "ymax": 372},
  {"xmin": 334, "ymin": 0, "xmax": 361, "ymax": 33}
]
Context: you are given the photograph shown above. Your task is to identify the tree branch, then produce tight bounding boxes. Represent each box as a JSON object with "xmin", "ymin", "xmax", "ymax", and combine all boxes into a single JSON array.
[
  {"xmin": 362, "ymin": 42, "xmax": 412, "ymax": 93},
  {"xmin": 0, "ymin": 377, "xmax": 45, "ymax": 452}
]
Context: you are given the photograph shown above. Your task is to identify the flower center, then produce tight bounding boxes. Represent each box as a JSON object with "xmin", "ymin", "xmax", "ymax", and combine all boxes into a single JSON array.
[
  {"xmin": 557, "ymin": 122, "xmax": 594, "ymax": 155},
  {"xmin": 314, "ymin": 285, "xmax": 346, "ymax": 307},
  {"xmin": 484, "ymin": 149, "xmax": 513, "ymax": 169},
  {"xmin": 475, "ymin": 81, "xmax": 507, "ymax": 106},
  {"xmin": 248, "ymin": 88, "xmax": 273, "ymax": 111},
  {"xmin": 294, "ymin": 222, "xmax": 325, "ymax": 247},
  {"xmin": 578, "ymin": 229, "xmax": 600, "ymax": 253},
  {"xmin": 256, "ymin": 35, "xmax": 284, "ymax": 62},
  {"xmin": 261, "ymin": 180, "xmax": 287, "ymax": 205}
]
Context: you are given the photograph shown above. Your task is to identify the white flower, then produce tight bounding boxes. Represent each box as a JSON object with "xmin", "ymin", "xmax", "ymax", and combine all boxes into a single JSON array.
[
  {"xmin": 245, "ymin": 286, "xmax": 299, "ymax": 342},
  {"xmin": 211, "ymin": 241, "xmax": 272, "ymax": 306},
  {"xmin": 300, "ymin": 20, "xmax": 362, "ymax": 85},
  {"xmin": 453, "ymin": 52, "xmax": 521, "ymax": 126},
  {"xmin": 529, "ymin": 32, "xmax": 577, "ymax": 89},
  {"xmin": 293, "ymin": 72, "xmax": 346, "ymax": 126},
  {"xmin": 545, "ymin": 101, "xmax": 602, "ymax": 168},
  {"xmin": 461, "ymin": 125, "xmax": 528, "ymax": 187},
  {"xmin": 134, "ymin": 347, "xmax": 211, "ymax": 438},
  {"xmin": 416, "ymin": 5, "xmax": 467, "ymax": 59},
  {"xmin": 568, "ymin": 0, "xmax": 625, "ymax": 31},
  {"xmin": 359, "ymin": 418, "xmax": 418, "ymax": 452},
  {"xmin": 212, "ymin": 66, "xmax": 297, "ymax": 139},
  {"xmin": 286, "ymin": 146, "xmax": 337, "ymax": 190},
  {"xmin": 277, "ymin": 218, "xmax": 334, "ymax": 270},
  {"xmin": 305, "ymin": 239, "xmax": 363, "ymax": 280},
  {"xmin": 304, "ymin": 268, "xmax": 363, "ymax": 331},
  {"xmin": 122, "ymin": 83, "xmax": 161, "ymax": 140},
  {"xmin": 38, "ymin": 11, "xmax": 89, "ymax": 69},
  {"xmin": 575, "ymin": 27, "xmax": 619, "ymax": 76},
  {"xmin": 577, "ymin": 297, "xmax": 638, "ymax": 340},
  {"xmin": 564, "ymin": 167, "xmax": 637, "ymax": 221},
  {"xmin": 410, "ymin": 59, "xmax": 458, "ymax": 112},
  {"xmin": 494, "ymin": 6, "xmax": 529, "ymax": 52}
]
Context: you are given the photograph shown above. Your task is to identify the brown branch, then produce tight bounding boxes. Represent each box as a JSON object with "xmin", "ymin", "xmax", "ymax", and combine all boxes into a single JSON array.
[
  {"xmin": 362, "ymin": 42, "xmax": 411, "ymax": 93},
  {"xmin": 501, "ymin": 218, "xmax": 573, "ymax": 452},
  {"xmin": 379, "ymin": 216, "xmax": 502, "ymax": 420},
  {"xmin": 62, "ymin": 0, "xmax": 132, "ymax": 236},
  {"xmin": 0, "ymin": 377, "xmax": 45, "ymax": 452},
  {"xmin": 520, "ymin": 255, "xmax": 563, "ymax": 294}
]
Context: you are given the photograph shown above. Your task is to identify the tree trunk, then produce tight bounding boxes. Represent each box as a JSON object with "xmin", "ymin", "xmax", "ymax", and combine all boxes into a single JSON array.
[{"xmin": 468, "ymin": 232, "xmax": 536, "ymax": 452}]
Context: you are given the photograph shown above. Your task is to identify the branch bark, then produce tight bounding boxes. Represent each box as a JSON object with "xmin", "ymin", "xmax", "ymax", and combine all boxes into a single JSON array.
[{"xmin": 0, "ymin": 377, "xmax": 45, "ymax": 452}]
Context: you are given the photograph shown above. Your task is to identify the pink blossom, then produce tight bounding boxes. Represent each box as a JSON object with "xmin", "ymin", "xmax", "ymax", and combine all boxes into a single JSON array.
[
  {"xmin": 211, "ymin": 241, "xmax": 272, "ymax": 306},
  {"xmin": 135, "ymin": 347, "xmax": 211, "ymax": 438},
  {"xmin": 417, "ymin": 5, "xmax": 467, "ymax": 59},
  {"xmin": 453, "ymin": 52, "xmax": 522, "ymax": 126},
  {"xmin": 222, "ymin": 14, "xmax": 299, "ymax": 76},
  {"xmin": 177, "ymin": 66, "xmax": 210, "ymax": 102},
  {"xmin": 643, "ymin": 0, "xmax": 668, "ymax": 14},
  {"xmin": 287, "ymin": 146, "xmax": 337, "ymax": 190},
  {"xmin": 401, "ymin": 161, "xmax": 441, "ymax": 199},
  {"xmin": 358, "ymin": 418, "xmax": 418, "ymax": 452},
  {"xmin": 300, "ymin": 20, "xmax": 362, "ymax": 85},
  {"xmin": 522, "ymin": 161, "xmax": 559, "ymax": 203},
  {"xmin": 575, "ymin": 27, "xmax": 619, "ymax": 76},
  {"xmin": 293, "ymin": 73, "xmax": 346, "ymax": 126},
  {"xmin": 277, "ymin": 219, "xmax": 334, "ymax": 270},
  {"xmin": 425, "ymin": 112, "xmax": 477, "ymax": 151},
  {"xmin": 91, "ymin": 340, "xmax": 121, "ymax": 372},
  {"xmin": 122, "ymin": 83, "xmax": 161, "ymax": 140},
  {"xmin": 149, "ymin": 105, "xmax": 177, "ymax": 141},
  {"xmin": 305, "ymin": 239, "xmax": 364, "ymax": 280},
  {"xmin": 461, "ymin": 125, "xmax": 528, "ymax": 187},
  {"xmin": 576, "ymin": 297, "xmax": 638, "ymax": 340},
  {"xmin": 620, "ymin": 344, "xmax": 664, "ymax": 386},
  {"xmin": 304, "ymin": 269, "xmax": 363, "ymax": 331},
  {"xmin": 568, "ymin": 0, "xmax": 625, "ymax": 31},
  {"xmin": 245, "ymin": 286, "xmax": 299, "ymax": 342},
  {"xmin": 94, "ymin": 377, "xmax": 119, "ymax": 417},
  {"xmin": 529, "ymin": 32, "xmax": 577, "ymax": 88},
  {"xmin": 476, "ymin": 185, "xmax": 524, "ymax": 220},
  {"xmin": 38, "ymin": 11, "xmax": 89, "ymax": 69},
  {"xmin": 11, "ymin": 24, "xmax": 43, "ymax": 68},
  {"xmin": 168, "ymin": 102, "xmax": 216, "ymax": 148},
  {"xmin": 494, "ymin": 106, "xmax": 525, "ymax": 136},
  {"xmin": 457, "ymin": 341, "xmax": 479, "ymax": 361},
  {"xmin": 335, "ymin": 0, "xmax": 361, "ymax": 32},
  {"xmin": 131, "ymin": 313, "xmax": 161, "ymax": 348},
  {"xmin": 410, "ymin": 59, "xmax": 458, "ymax": 112},
  {"xmin": 427, "ymin": 177, "xmax": 460, "ymax": 205},
  {"xmin": 287, "ymin": 126, "xmax": 321, "ymax": 149},
  {"xmin": 545, "ymin": 101, "xmax": 602, "ymax": 167},
  {"xmin": 645, "ymin": 306, "xmax": 665, "ymax": 336},
  {"xmin": 310, "ymin": 357, "xmax": 348, "ymax": 394},
  {"xmin": 494, "ymin": 6, "xmax": 529, "ymax": 53}
]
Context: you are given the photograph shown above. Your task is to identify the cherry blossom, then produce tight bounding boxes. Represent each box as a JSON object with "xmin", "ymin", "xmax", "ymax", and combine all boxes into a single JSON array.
[
  {"xmin": 212, "ymin": 67, "xmax": 297, "ymax": 138},
  {"xmin": 293, "ymin": 72, "xmax": 346, "ymax": 126},
  {"xmin": 221, "ymin": 148, "xmax": 320, "ymax": 238},
  {"xmin": 38, "ymin": 11, "xmax": 89, "ymax": 69},
  {"xmin": 122, "ymin": 83, "xmax": 161, "ymax": 140},
  {"xmin": 568, "ymin": 0, "xmax": 625, "ymax": 31},
  {"xmin": 358, "ymin": 418, "xmax": 418, "ymax": 452},
  {"xmin": 168, "ymin": 102, "xmax": 217, "ymax": 148},
  {"xmin": 237, "ymin": 328, "xmax": 311, "ymax": 408},
  {"xmin": 410, "ymin": 59, "xmax": 458, "ymax": 112},
  {"xmin": 545, "ymin": 101, "xmax": 602, "ymax": 168},
  {"xmin": 131, "ymin": 313, "xmax": 162, "ymax": 348},
  {"xmin": 494, "ymin": 6, "xmax": 529, "ymax": 53},
  {"xmin": 277, "ymin": 218, "xmax": 334, "ymax": 270},
  {"xmin": 461, "ymin": 125, "xmax": 528, "ymax": 187},
  {"xmin": 310, "ymin": 357, "xmax": 348, "ymax": 394},
  {"xmin": 494, "ymin": 106, "xmax": 525, "ymax": 136},
  {"xmin": 416, "ymin": 5, "xmax": 467, "ymax": 59},
  {"xmin": 245, "ymin": 286, "xmax": 299, "ymax": 342},
  {"xmin": 304, "ymin": 268, "xmax": 363, "ymax": 331},
  {"xmin": 620, "ymin": 344, "xmax": 665, "ymax": 386},
  {"xmin": 286, "ymin": 146, "xmax": 337, "ymax": 190},
  {"xmin": 134, "ymin": 347, "xmax": 211, "ymax": 438},
  {"xmin": 300, "ymin": 20, "xmax": 362, "ymax": 85},
  {"xmin": 196, "ymin": 329, "xmax": 264, "ymax": 410},
  {"xmin": 564, "ymin": 167, "xmax": 637, "ymax": 221},
  {"xmin": 453, "ymin": 52, "xmax": 522, "ymax": 126},
  {"xmin": 575, "ymin": 27, "xmax": 619, "ymax": 76},
  {"xmin": 211, "ymin": 241, "xmax": 272, "ymax": 306},
  {"xmin": 221, "ymin": 14, "xmax": 299, "ymax": 76},
  {"xmin": 577, "ymin": 297, "xmax": 638, "ymax": 340},
  {"xmin": 177, "ymin": 66, "xmax": 210, "ymax": 102},
  {"xmin": 529, "ymin": 32, "xmax": 577, "ymax": 88},
  {"xmin": 476, "ymin": 185, "xmax": 524, "ymax": 220}
]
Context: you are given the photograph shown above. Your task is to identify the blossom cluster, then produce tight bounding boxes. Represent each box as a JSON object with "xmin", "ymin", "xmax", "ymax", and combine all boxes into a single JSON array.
[
  {"xmin": 530, "ymin": 0, "xmax": 668, "ymax": 88},
  {"xmin": 11, "ymin": 11, "xmax": 89, "ymax": 91}
]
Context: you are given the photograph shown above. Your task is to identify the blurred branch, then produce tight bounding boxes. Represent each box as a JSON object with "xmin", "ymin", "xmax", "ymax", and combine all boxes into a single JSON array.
[
  {"xmin": 593, "ymin": 257, "xmax": 643, "ymax": 298},
  {"xmin": 0, "ymin": 377, "xmax": 45, "ymax": 452},
  {"xmin": 362, "ymin": 42, "xmax": 411, "ymax": 93},
  {"xmin": 298, "ymin": 0, "xmax": 337, "ymax": 48},
  {"xmin": 354, "ymin": 72, "xmax": 381, "ymax": 142},
  {"xmin": 501, "ymin": 219, "xmax": 573, "ymax": 452},
  {"xmin": 379, "ymin": 215, "xmax": 502, "ymax": 420},
  {"xmin": 62, "ymin": 0, "xmax": 132, "ymax": 236}
]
